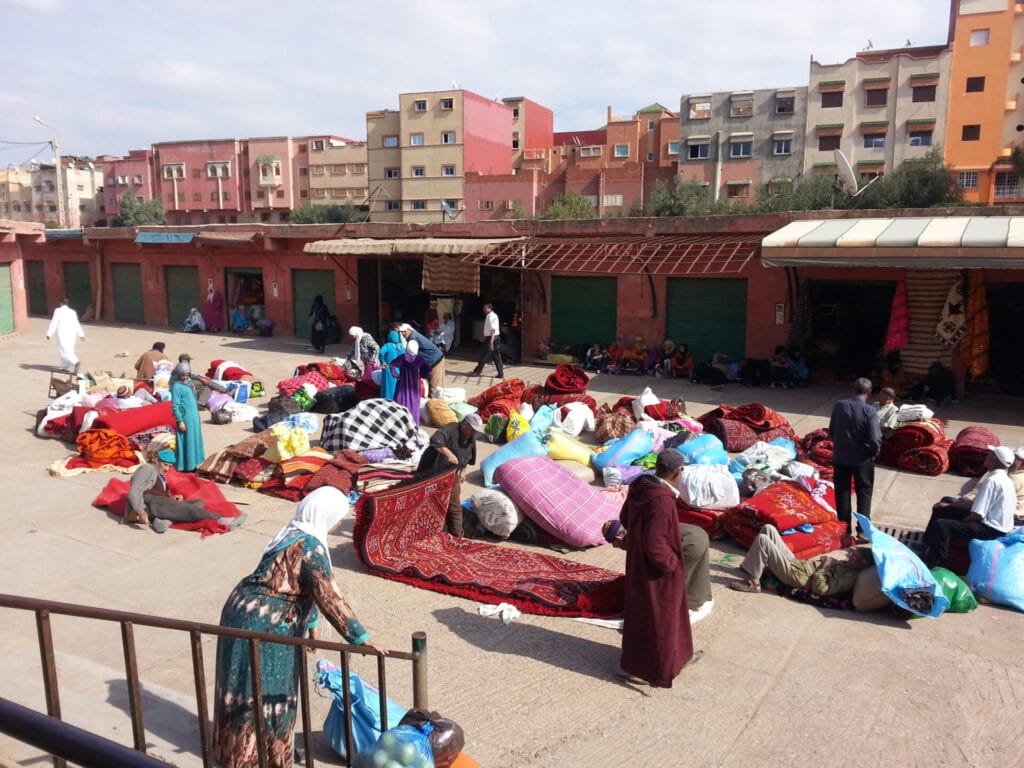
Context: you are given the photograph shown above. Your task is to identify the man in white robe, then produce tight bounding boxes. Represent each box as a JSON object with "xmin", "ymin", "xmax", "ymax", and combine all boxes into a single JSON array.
[{"xmin": 46, "ymin": 299, "xmax": 85, "ymax": 373}]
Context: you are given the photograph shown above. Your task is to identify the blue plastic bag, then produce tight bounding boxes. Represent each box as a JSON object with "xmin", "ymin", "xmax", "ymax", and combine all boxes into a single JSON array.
[
  {"xmin": 480, "ymin": 429, "xmax": 548, "ymax": 486},
  {"xmin": 317, "ymin": 660, "xmax": 408, "ymax": 760},
  {"xmin": 676, "ymin": 433, "xmax": 728, "ymax": 466},
  {"xmin": 528, "ymin": 404, "xmax": 557, "ymax": 433},
  {"xmin": 591, "ymin": 429, "xmax": 655, "ymax": 471},
  {"xmin": 354, "ymin": 723, "xmax": 435, "ymax": 768},
  {"xmin": 856, "ymin": 514, "xmax": 948, "ymax": 618},
  {"xmin": 967, "ymin": 528, "xmax": 1024, "ymax": 613}
]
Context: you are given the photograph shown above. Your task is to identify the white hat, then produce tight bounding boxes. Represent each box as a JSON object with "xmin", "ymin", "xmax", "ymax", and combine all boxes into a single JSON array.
[
  {"xmin": 348, "ymin": 326, "xmax": 363, "ymax": 338},
  {"xmin": 987, "ymin": 445, "xmax": 1014, "ymax": 468},
  {"xmin": 1015, "ymin": 446, "xmax": 1024, "ymax": 462},
  {"xmin": 398, "ymin": 323, "xmax": 413, "ymax": 333},
  {"xmin": 406, "ymin": 339, "xmax": 419, "ymax": 356}
]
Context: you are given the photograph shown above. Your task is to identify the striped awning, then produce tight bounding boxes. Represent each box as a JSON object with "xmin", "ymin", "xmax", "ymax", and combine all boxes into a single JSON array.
[
  {"xmin": 761, "ymin": 217, "xmax": 1024, "ymax": 269},
  {"xmin": 304, "ymin": 238, "xmax": 520, "ymax": 256}
]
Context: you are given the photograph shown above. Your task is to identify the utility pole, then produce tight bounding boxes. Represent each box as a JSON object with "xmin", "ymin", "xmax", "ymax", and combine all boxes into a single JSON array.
[{"xmin": 33, "ymin": 116, "xmax": 65, "ymax": 228}]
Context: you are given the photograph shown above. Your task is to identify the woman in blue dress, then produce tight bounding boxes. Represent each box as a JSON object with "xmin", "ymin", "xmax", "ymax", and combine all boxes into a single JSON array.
[
  {"xmin": 376, "ymin": 329, "xmax": 404, "ymax": 400},
  {"xmin": 170, "ymin": 363, "xmax": 205, "ymax": 471},
  {"xmin": 213, "ymin": 487, "xmax": 387, "ymax": 767}
]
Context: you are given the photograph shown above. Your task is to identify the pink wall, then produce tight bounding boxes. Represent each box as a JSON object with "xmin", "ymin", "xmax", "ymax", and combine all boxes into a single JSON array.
[
  {"xmin": 521, "ymin": 98, "xmax": 553, "ymax": 149},
  {"xmin": 153, "ymin": 140, "xmax": 244, "ymax": 218},
  {"xmin": 463, "ymin": 92, "xmax": 514, "ymax": 175},
  {"xmin": 0, "ymin": 225, "xmax": 40, "ymax": 334}
]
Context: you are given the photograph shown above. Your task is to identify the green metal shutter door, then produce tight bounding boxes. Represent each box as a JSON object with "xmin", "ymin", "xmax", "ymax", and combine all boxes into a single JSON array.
[
  {"xmin": 165, "ymin": 266, "xmax": 199, "ymax": 328},
  {"xmin": 26, "ymin": 260, "xmax": 48, "ymax": 316},
  {"xmin": 0, "ymin": 265, "xmax": 13, "ymax": 335},
  {"xmin": 550, "ymin": 276, "xmax": 618, "ymax": 348},
  {"xmin": 292, "ymin": 269, "xmax": 336, "ymax": 339},
  {"xmin": 111, "ymin": 263, "xmax": 145, "ymax": 324},
  {"xmin": 665, "ymin": 278, "xmax": 747, "ymax": 364},
  {"xmin": 62, "ymin": 262, "xmax": 91, "ymax": 316}
]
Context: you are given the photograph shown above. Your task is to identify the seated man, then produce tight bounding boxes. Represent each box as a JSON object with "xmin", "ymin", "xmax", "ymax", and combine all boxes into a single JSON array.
[
  {"xmin": 123, "ymin": 449, "xmax": 243, "ymax": 533},
  {"xmin": 603, "ymin": 518, "xmax": 714, "ymax": 622},
  {"xmin": 416, "ymin": 413, "xmax": 485, "ymax": 537},
  {"xmin": 875, "ymin": 387, "xmax": 899, "ymax": 438},
  {"xmin": 134, "ymin": 341, "xmax": 168, "ymax": 383},
  {"xmin": 923, "ymin": 444, "xmax": 1017, "ymax": 568},
  {"xmin": 729, "ymin": 524, "xmax": 873, "ymax": 598}
]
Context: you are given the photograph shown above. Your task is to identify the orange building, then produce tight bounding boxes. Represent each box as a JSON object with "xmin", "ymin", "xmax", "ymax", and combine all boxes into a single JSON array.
[{"xmin": 945, "ymin": 0, "xmax": 1024, "ymax": 202}]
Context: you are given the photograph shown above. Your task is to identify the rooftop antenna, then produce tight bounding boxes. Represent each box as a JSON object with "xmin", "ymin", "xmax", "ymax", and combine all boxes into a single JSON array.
[
  {"xmin": 863, "ymin": 39, "xmax": 874, "ymax": 50},
  {"xmin": 834, "ymin": 148, "xmax": 882, "ymax": 197}
]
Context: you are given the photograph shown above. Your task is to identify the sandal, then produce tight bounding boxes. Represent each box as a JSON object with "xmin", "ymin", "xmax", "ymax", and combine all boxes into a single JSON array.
[{"xmin": 728, "ymin": 581, "xmax": 761, "ymax": 593}]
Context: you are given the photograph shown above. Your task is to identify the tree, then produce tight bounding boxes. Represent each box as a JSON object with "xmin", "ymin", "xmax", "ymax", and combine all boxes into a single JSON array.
[
  {"xmin": 539, "ymin": 192, "xmax": 598, "ymax": 220},
  {"xmin": 855, "ymin": 148, "xmax": 962, "ymax": 209},
  {"xmin": 649, "ymin": 177, "xmax": 730, "ymax": 217},
  {"xmin": 290, "ymin": 203, "xmax": 368, "ymax": 224},
  {"xmin": 111, "ymin": 190, "xmax": 165, "ymax": 227}
]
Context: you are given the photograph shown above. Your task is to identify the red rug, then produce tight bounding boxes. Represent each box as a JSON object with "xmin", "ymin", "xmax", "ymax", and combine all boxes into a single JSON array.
[
  {"xmin": 897, "ymin": 442, "xmax": 951, "ymax": 476},
  {"xmin": 889, "ymin": 418, "xmax": 946, "ymax": 455},
  {"xmin": 544, "ymin": 364, "xmax": 589, "ymax": 395},
  {"xmin": 92, "ymin": 470, "xmax": 242, "ymax": 537},
  {"xmin": 950, "ymin": 426, "xmax": 999, "ymax": 477},
  {"xmin": 676, "ymin": 500, "xmax": 731, "ymax": 540},
  {"xmin": 698, "ymin": 403, "xmax": 790, "ymax": 432},
  {"xmin": 353, "ymin": 470, "xmax": 625, "ymax": 618}
]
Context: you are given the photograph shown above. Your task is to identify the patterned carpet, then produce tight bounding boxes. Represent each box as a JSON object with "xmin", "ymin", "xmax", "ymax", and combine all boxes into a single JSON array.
[{"xmin": 353, "ymin": 470, "xmax": 625, "ymax": 618}]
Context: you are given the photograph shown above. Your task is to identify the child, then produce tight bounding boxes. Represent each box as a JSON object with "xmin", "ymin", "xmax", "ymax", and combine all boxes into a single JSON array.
[{"xmin": 584, "ymin": 342, "xmax": 607, "ymax": 372}]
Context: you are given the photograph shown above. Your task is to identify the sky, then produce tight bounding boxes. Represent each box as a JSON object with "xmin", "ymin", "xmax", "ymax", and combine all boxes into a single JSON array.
[{"xmin": 1, "ymin": 0, "xmax": 950, "ymax": 162}]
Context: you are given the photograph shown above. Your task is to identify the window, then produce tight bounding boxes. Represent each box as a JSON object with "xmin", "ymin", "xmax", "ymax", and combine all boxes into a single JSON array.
[
  {"xmin": 513, "ymin": 108, "xmax": 520, "ymax": 119},
  {"xmin": 222, "ymin": 191, "xmax": 230, "ymax": 201},
  {"xmin": 410, "ymin": 133, "xmax": 424, "ymax": 146},
  {"xmin": 821, "ymin": 91, "xmax": 843, "ymax": 108},
  {"xmin": 962, "ymin": 124, "xmax": 981, "ymax": 142},
  {"xmin": 479, "ymin": 200, "xmax": 494, "ymax": 210},
  {"xmin": 300, "ymin": 190, "xmax": 308, "ymax": 198},
  {"xmin": 107, "ymin": 196, "xmax": 116, "ymax": 206},
  {"xmin": 775, "ymin": 95, "xmax": 795, "ymax": 114},
  {"xmin": 970, "ymin": 29, "xmax": 989, "ymax": 46},
  {"xmin": 648, "ymin": 119, "xmax": 655, "ymax": 130},
  {"xmin": 579, "ymin": 145, "xmax": 602, "ymax": 157},
  {"xmin": 133, "ymin": 175, "xmax": 143, "ymax": 185},
  {"xmin": 411, "ymin": 200, "xmax": 427, "ymax": 210},
  {"xmin": 311, "ymin": 139, "xmax": 325, "ymax": 151},
  {"xmin": 726, "ymin": 182, "xmax": 750, "ymax": 198},
  {"xmin": 603, "ymin": 194, "xmax": 624, "ymax": 207},
  {"xmin": 162, "ymin": 163, "xmax": 185, "ymax": 180},
  {"xmin": 688, "ymin": 97, "xmax": 711, "ymax": 120},
  {"xmin": 647, "ymin": 151, "xmax": 654, "ymax": 161},
  {"xmin": 256, "ymin": 190, "xmax": 266, "ymax": 199},
  {"xmin": 912, "ymin": 84, "xmax": 936, "ymax": 102},
  {"xmin": 298, "ymin": 145, "xmax": 307, "ymax": 153},
  {"xmin": 667, "ymin": 141, "xmax": 680, "ymax": 155},
  {"xmin": 865, "ymin": 89, "xmax": 888, "ymax": 107},
  {"xmin": 818, "ymin": 135, "xmax": 841, "ymax": 151},
  {"xmin": 413, "ymin": 99, "xmax": 427, "ymax": 111},
  {"xmin": 958, "ymin": 171, "xmax": 979, "ymax": 190},
  {"xmin": 382, "ymin": 135, "xmax": 398, "ymax": 148},
  {"xmin": 614, "ymin": 144, "xmax": 629, "ymax": 157},
  {"xmin": 385, "ymin": 168, "xmax": 400, "ymax": 179},
  {"xmin": 863, "ymin": 135, "xmax": 885, "ymax": 149},
  {"xmin": 773, "ymin": 139, "xmax": 792, "ymax": 156},
  {"xmin": 688, "ymin": 142, "xmax": 709, "ymax": 160},
  {"xmin": 442, "ymin": 131, "xmax": 456, "ymax": 144},
  {"xmin": 310, "ymin": 165, "xmax": 325, "ymax": 176},
  {"xmin": 442, "ymin": 165, "xmax": 456, "ymax": 177},
  {"xmin": 412, "ymin": 166, "xmax": 426, "ymax": 177},
  {"xmin": 729, "ymin": 141, "xmax": 752, "ymax": 158},
  {"xmin": 443, "ymin": 198, "xmax": 459, "ymax": 211},
  {"xmin": 995, "ymin": 171, "xmax": 1022, "ymax": 199},
  {"xmin": 313, "ymin": 189, "xmax": 327, "ymax": 198},
  {"xmin": 440, "ymin": 98, "xmax": 454, "ymax": 110},
  {"xmin": 512, "ymin": 132, "xmax": 520, "ymax": 150},
  {"xmin": 860, "ymin": 171, "xmax": 883, "ymax": 182},
  {"xmin": 275, "ymin": 190, "xmax": 284, "ymax": 198},
  {"xmin": 192, "ymin": 192, "xmax": 202, "ymax": 201},
  {"xmin": 77, "ymin": 184, "xmax": 85, "ymax": 192},
  {"xmin": 210, "ymin": 191, "xmax": 219, "ymax": 201},
  {"xmin": 299, "ymin": 166, "xmax": 308, "ymax": 176},
  {"xmin": 966, "ymin": 76, "xmax": 986, "ymax": 93},
  {"xmin": 908, "ymin": 130, "xmax": 933, "ymax": 147},
  {"xmin": 385, "ymin": 200, "xmax": 401, "ymax": 211},
  {"xmin": 350, "ymin": 164, "xmax": 365, "ymax": 174},
  {"xmin": 332, "ymin": 189, "xmax": 348, "ymax": 198},
  {"xmin": 326, "ymin": 164, "xmax": 344, "ymax": 175},
  {"xmin": 730, "ymin": 94, "xmax": 754, "ymax": 117},
  {"xmin": 106, "ymin": 176, "xmax": 114, "ymax": 185},
  {"xmin": 207, "ymin": 162, "xmax": 230, "ymax": 178}
]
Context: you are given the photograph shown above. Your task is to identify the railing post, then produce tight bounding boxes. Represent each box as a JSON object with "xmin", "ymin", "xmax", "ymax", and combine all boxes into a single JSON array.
[
  {"xmin": 248, "ymin": 639, "xmax": 269, "ymax": 768},
  {"xmin": 120, "ymin": 621, "xmax": 147, "ymax": 753},
  {"xmin": 411, "ymin": 631, "xmax": 428, "ymax": 710},
  {"xmin": 35, "ymin": 609, "xmax": 66, "ymax": 768},
  {"xmin": 376, "ymin": 654, "xmax": 389, "ymax": 732},
  {"xmin": 297, "ymin": 650, "xmax": 316, "ymax": 768},
  {"xmin": 189, "ymin": 631, "xmax": 213, "ymax": 768},
  {"xmin": 340, "ymin": 650, "xmax": 355, "ymax": 767}
]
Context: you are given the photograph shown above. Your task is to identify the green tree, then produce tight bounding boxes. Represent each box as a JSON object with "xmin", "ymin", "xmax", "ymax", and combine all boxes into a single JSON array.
[
  {"xmin": 649, "ymin": 177, "xmax": 730, "ymax": 217},
  {"xmin": 289, "ymin": 203, "xmax": 368, "ymax": 224},
  {"xmin": 855, "ymin": 148, "xmax": 962, "ymax": 209},
  {"xmin": 539, "ymin": 192, "xmax": 598, "ymax": 220},
  {"xmin": 755, "ymin": 174, "xmax": 836, "ymax": 213},
  {"xmin": 111, "ymin": 190, "xmax": 165, "ymax": 227}
]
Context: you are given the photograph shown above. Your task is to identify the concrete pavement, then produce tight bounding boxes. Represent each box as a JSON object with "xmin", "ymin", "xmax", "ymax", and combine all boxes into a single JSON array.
[{"xmin": 1, "ymin": 318, "xmax": 1022, "ymax": 767}]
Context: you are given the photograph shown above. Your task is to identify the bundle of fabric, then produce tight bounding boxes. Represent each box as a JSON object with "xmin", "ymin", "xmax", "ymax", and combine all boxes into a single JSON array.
[
  {"xmin": 258, "ymin": 449, "xmax": 333, "ymax": 501},
  {"xmin": 725, "ymin": 480, "xmax": 846, "ymax": 557},
  {"xmin": 197, "ymin": 429, "xmax": 278, "ymax": 483},
  {"xmin": 950, "ymin": 426, "xmax": 1000, "ymax": 477},
  {"xmin": 71, "ymin": 428, "xmax": 139, "ymax": 469},
  {"xmin": 897, "ymin": 442, "xmax": 952, "ymax": 476},
  {"xmin": 320, "ymin": 399, "xmax": 419, "ymax": 454},
  {"xmin": 206, "ymin": 360, "xmax": 252, "ymax": 381},
  {"xmin": 525, "ymin": 391, "xmax": 599, "ymax": 415},
  {"xmin": 233, "ymin": 457, "xmax": 277, "ymax": 489},
  {"xmin": 675, "ymin": 499, "xmax": 732, "ymax": 540},
  {"xmin": 296, "ymin": 361, "xmax": 350, "ymax": 384},
  {"xmin": 126, "ymin": 425, "xmax": 174, "ymax": 452},
  {"xmin": 698, "ymin": 403, "xmax": 791, "ymax": 432},
  {"xmin": 93, "ymin": 469, "xmax": 243, "ymax": 537},
  {"xmin": 304, "ymin": 449, "xmax": 368, "ymax": 495},
  {"xmin": 91, "ymin": 401, "xmax": 175, "ymax": 438},
  {"xmin": 888, "ymin": 418, "xmax": 946, "ymax": 455},
  {"xmin": 356, "ymin": 463, "xmax": 417, "ymax": 493},
  {"xmin": 797, "ymin": 429, "xmax": 834, "ymax": 480},
  {"xmin": 705, "ymin": 419, "xmax": 798, "ymax": 453},
  {"xmin": 353, "ymin": 470, "xmax": 624, "ymax": 618},
  {"xmin": 277, "ymin": 370, "xmax": 330, "ymax": 397},
  {"xmin": 594, "ymin": 404, "xmax": 636, "ymax": 443},
  {"xmin": 544, "ymin": 364, "xmax": 589, "ymax": 395},
  {"xmin": 468, "ymin": 379, "xmax": 527, "ymax": 409}
]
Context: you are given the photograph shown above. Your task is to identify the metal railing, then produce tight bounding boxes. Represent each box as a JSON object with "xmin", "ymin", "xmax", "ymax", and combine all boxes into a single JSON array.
[{"xmin": 0, "ymin": 593, "xmax": 428, "ymax": 768}]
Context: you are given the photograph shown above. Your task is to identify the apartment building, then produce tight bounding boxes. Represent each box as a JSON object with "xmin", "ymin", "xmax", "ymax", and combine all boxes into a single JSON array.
[
  {"xmin": 502, "ymin": 96, "xmax": 554, "ymax": 168},
  {"xmin": 945, "ymin": 0, "xmax": 1024, "ymax": 202},
  {"xmin": 0, "ymin": 169, "xmax": 33, "ymax": 223},
  {"xmin": 152, "ymin": 138, "xmax": 247, "ymax": 225},
  {"xmin": 302, "ymin": 136, "xmax": 369, "ymax": 210},
  {"xmin": 100, "ymin": 149, "xmax": 155, "ymax": 225},
  {"xmin": 678, "ymin": 88, "xmax": 808, "ymax": 201},
  {"xmin": 804, "ymin": 45, "xmax": 952, "ymax": 180},
  {"xmin": 366, "ymin": 89, "xmax": 520, "ymax": 223}
]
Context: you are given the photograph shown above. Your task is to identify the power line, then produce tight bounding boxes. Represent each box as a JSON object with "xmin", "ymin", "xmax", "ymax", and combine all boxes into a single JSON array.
[{"xmin": 0, "ymin": 139, "xmax": 51, "ymax": 146}]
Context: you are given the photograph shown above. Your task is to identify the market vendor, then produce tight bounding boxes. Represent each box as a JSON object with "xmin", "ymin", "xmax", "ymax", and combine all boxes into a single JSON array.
[{"xmin": 416, "ymin": 413, "xmax": 485, "ymax": 537}]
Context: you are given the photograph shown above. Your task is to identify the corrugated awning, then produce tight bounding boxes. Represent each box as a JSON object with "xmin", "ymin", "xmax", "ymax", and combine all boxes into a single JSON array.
[
  {"xmin": 761, "ymin": 216, "xmax": 1024, "ymax": 269},
  {"xmin": 44, "ymin": 229, "xmax": 84, "ymax": 240},
  {"xmin": 462, "ymin": 233, "xmax": 767, "ymax": 276},
  {"xmin": 304, "ymin": 237, "xmax": 520, "ymax": 256},
  {"xmin": 195, "ymin": 231, "xmax": 261, "ymax": 247},
  {"xmin": 135, "ymin": 232, "xmax": 194, "ymax": 244}
]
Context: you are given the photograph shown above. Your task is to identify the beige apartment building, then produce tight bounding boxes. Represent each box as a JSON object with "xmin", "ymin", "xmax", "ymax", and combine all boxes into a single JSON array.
[
  {"xmin": 804, "ymin": 44, "xmax": 952, "ymax": 180},
  {"xmin": 303, "ymin": 136, "xmax": 369, "ymax": 209},
  {"xmin": 0, "ymin": 169, "xmax": 33, "ymax": 223}
]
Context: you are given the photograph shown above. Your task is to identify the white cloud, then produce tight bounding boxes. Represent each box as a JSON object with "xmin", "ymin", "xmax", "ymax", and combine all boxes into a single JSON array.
[{"xmin": 0, "ymin": 0, "xmax": 63, "ymax": 12}]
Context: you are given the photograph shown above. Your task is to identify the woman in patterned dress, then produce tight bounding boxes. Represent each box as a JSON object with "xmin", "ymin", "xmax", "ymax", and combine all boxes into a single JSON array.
[{"xmin": 213, "ymin": 487, "xmax": 387, "ymax": 767}]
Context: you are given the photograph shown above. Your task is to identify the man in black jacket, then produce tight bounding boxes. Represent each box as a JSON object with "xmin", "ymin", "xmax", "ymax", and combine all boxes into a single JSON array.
[{"xmin": 829, "ymin": 378, "xmax": 883, "ymax": 535}]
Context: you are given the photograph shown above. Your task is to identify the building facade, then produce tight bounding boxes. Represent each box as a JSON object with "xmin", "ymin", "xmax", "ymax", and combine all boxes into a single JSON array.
[
  {"xmin": 303, "ymin": 136, "xmax": 369, "ymax": 210},
  {"xmin": 99, "ymin": 149, "xmax": 155, "ymax": 226},
  {"xmin": 944, "ymin": 0, "xmax": 1024, "ymax": 203}
]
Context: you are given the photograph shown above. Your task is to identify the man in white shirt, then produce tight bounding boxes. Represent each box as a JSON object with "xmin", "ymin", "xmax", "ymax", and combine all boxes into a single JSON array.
[
  {"xmin": 438, "ymin": 312, "xmax": 455, "ymax": 352},
  {"xmin": 923, "ymin": 445, "xmax": 1017, "ymax": 568},
  {"xmin": 470, "ymin": 303, "xmax": 503, "ymax": 378},
  {"xmin": 46, "ymin": 298, "xmax": 85, "ymax": 373}
]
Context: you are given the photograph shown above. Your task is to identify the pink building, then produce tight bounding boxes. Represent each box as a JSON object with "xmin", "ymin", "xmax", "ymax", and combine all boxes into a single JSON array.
[
  {"xmin": 98, "ymin": 150, "xmax": 155, "ymax": 225},
  {"xmin": 152, "ymin": 138, "xmax": 246, "ymax": 225}
]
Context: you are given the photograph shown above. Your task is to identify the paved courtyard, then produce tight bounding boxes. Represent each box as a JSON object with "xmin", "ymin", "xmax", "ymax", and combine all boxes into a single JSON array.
[{"xmin": 1, "ymin": 319, "xmax": 1022, "ymax": 768}]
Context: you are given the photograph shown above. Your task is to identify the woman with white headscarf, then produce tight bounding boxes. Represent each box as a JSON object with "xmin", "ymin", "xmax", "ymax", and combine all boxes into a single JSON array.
[
  {"xmin": 213, "ymin": 487, "xmax": 387, "ymax": 767},
  {"xmin": 348, "ymin": 325, "xmax": 380, "ymax": 381},
  {"xmin": 183, "ymin": 307, "xmax": 206, "ymax": 333}
]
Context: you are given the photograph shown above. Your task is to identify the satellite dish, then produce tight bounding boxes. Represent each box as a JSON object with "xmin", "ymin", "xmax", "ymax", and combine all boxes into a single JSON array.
[
  {"xmin": 833, "ymin": 148, "xmax": 881, "ymax": 197},
  {"xmin": 440, "ymin": 199, "xmax": 457, "ymax": 220}
]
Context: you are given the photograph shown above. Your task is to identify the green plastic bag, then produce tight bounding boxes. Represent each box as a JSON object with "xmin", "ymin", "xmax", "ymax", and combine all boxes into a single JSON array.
[
  {"xmin": 930, "ymin": 567, "xmax": 978, "ymax": 613},
  {"xmin": 485, "ymin": 414, "xmax": 509, "ymax": 444},
  {"xmin": 292, "ymin": 388, "xmax": 315, "ymax": 412}
]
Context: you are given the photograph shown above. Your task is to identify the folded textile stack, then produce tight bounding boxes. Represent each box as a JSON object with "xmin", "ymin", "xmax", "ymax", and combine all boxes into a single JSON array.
[
  {"xmin": 949, "ymin": 426, "xmax": 1000, "ymax": 477},
  {"xmin": 676, "ymin": 499, "xmax": 732, "ymax": 539},
  {"xmin": 699, "ymin": 403, "xmax": 798, "ymax": 452},
  {"xmin": 724, "ymin": 479, "xmax": 846, "ymax": 558},
  {"xmin": 467, "ymin": 378, "xmax": 527, "ymax": 419},
  {"xmin": 877, "ymin": 418, "xmax": 949, "ymax": 475},
  {"xmin": 797, "ymin": 428, "xmax": 834, "ymax": 480}
]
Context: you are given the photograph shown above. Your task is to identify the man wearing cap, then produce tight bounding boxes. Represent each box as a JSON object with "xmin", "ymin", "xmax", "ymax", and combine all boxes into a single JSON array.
[
  {"xmin": 616, "ymin": 448, "xmax": 703, "ymax": 688},
  {"xmin": 923, "ymin": 445, "xmax": 1018, "ymax": 568},
  {"xmin": 399, "ymin": 322, "xmax": 446, "ymax": 393},
  {"xmin": 416, "ymin": 413, "xmax": 484, "ymax": 536},
  {"xmin": 124, "ymin": 450, "xmax": 241, "ymax": 533}
]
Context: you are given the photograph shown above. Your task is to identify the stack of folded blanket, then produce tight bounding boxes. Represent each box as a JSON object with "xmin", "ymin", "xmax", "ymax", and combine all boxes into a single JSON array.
[
  {"xmin": 877, "ymin": 418, "xmax": 949, "ymax": 475},
  {"xmin": 698, "ymin": 403, "xmax": 798, "ymax": 452},
  {"xmin": 949, "ymin": 426, "xmax": 1000, "ymax": 477},
  {"xmin": 467, "ymin": 379, "xmax": 528, "ymax": 419}
]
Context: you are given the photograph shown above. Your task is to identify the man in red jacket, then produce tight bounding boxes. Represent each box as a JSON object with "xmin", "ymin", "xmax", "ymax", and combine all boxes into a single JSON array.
[{"xmin": 616, "ymin": 448, "xmax": 704, "ymax": 687}]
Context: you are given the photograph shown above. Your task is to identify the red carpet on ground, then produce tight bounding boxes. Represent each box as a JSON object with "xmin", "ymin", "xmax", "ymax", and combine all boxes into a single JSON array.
[{"xmin": 353, "ymin": 470, "xmax": 625, "ymax": 618}]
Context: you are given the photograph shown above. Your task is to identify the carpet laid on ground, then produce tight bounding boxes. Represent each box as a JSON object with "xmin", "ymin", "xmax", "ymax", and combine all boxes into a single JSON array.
[{"xmin": 353, "ymin": 470, "xmax": 625, "ymax": 618}]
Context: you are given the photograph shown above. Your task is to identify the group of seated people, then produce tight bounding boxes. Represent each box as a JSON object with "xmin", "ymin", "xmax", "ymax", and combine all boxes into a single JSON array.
[
  {"xmin": 875, "ymin": 351, "xmax": 958, "ymax": 406},
  {"xmin": 584, "ymin": 337, "xmax": 697, "ymax": 379}
]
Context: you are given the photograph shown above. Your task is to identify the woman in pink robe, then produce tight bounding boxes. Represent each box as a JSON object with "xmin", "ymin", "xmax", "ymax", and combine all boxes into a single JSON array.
[{"xmin": 203, "ymin": 287, "xmax": 224, "ymax": 333}]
